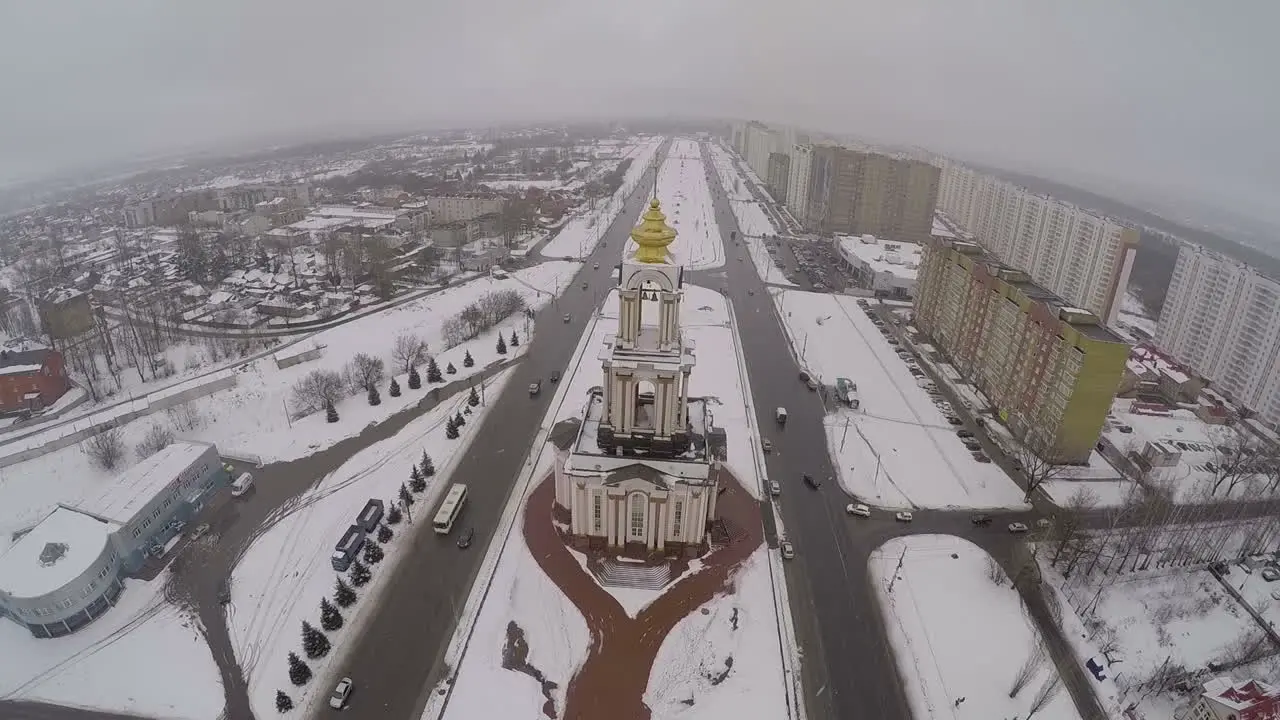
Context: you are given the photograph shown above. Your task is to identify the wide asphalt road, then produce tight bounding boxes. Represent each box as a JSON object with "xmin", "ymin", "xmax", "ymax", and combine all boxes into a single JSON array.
[
  {"xmin": 326, "ymin": 143, "xmax": 669, "ymax": 720},
  {"xmin": 698, "ymin": 143, "xmax": 913, "ymax": 720}
]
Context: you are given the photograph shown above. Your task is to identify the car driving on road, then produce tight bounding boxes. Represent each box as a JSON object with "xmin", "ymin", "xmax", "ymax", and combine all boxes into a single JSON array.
[
  {"xmin": 1008, "ymin": 522, "xmax": 1029, "ymax": 533},
  {"xmin": 330, "ymin": 678, "xmax": 353, "ymax": 709},
  {"xmin": 846, "ymin": 503, "xmax": 871, "ymax": 517},
  {"xmin": 895, "ymin": 511, "xmax": 914, "ymax": 522},
  {"xmin": 803, "ymin": 473, "xmax": 820, "ymax": 490},
  {"xmin": 780, "ymin": 540, "xmax": 795, "ymax": 560}
]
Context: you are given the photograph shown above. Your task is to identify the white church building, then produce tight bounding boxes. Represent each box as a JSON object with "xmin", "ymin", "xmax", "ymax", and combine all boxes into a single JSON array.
[{"xmin": 554, "ymin": 197, "xmax": 719, "ymax": 557}]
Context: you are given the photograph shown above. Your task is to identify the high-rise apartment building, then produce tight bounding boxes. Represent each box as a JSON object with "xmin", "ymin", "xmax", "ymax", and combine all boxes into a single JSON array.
[
  {"xmin": 1156, "ymin": 244, "xmax": 1280, "ymax": 429},
  {"xmin": 805, "ymin": 146, "xmax": 940, "ymax": 245},
  {"xmin": 785, "ymin": 144, "xmax": 814, "ymax": 227},
  {"xmin": 766, "ymin": 152, "xmax": 790, "ymax": 202},
  {"xmin": 936, "ymin": 161, "xmax": 1137, "ymax": 325},
  {"xmin": 914, "ymin": 237, "xmax": 1131, "ymax": 462}
]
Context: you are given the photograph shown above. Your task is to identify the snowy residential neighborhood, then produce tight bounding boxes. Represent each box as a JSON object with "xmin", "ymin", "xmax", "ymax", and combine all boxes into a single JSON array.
[{"xmin": 0, "ymin": 121, "xmax": 1277, "ymax": 720}]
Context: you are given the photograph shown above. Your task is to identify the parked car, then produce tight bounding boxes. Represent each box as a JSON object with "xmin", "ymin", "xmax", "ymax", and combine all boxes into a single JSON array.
[
  {"xmin": 762, "ymin": 438, "xmax": 772, "ymax": 453},
  {"xmin": 946, "ymin": 416, "xmax": 963, "ymax": 425},
  {"xmin": 329, "ymin": 678, "xmax": 353, "ymax": 709},
  {"xmin": 230, "ymin": 472, "xmax": 255, "ymax": 497},
  {"xmin": 963, "ymin": 439, "xmax": 982, "ymax": 451},
  {"xmin": 972, "ymin": 451, "xmax": 991, "ymax": 463},
  {"xmin": 780, "ymin": 541, "xmax": 795, "ymax": 560},
  {"xmin": 1263, "ymin": 567, "xmax": 1280, "ymax": 582},
  {"xmin": 956, "ymin": 429, "xmax": 975, "ymax": 439},
  {"xmin": 457, "ymin": 528, "xmax": 475, "ymax": 549},
  {"xmin": 971, "ymin": 514, "xmax": 992, "ymax": 526},
  {"xmin": 1008, "ymin": 522, "xmax": 1029, "ymax": 533},
  {"xmin": 846, "ymin": 503, "xmax": 871, "ymax": 518},
  {"xmin": 803, "ymin": 473, "xmax": 821, "ymax": 490},
  {"xmin": 895, "ymin": 511, "xmax": 914, "ymax": 522},
  {"xmin": 769, "ymin": 481, "xmax": 781, "ymax": 496},
  {"xmin": 190, "ymin": 523, "xmax": 210, "ymax": 541}
]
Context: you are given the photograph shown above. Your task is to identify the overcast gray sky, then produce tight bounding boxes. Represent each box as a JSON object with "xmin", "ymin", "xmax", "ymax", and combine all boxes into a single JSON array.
[{"xmin": 1, "ymin": 0, "xmax": 1276, "ymax": 227}]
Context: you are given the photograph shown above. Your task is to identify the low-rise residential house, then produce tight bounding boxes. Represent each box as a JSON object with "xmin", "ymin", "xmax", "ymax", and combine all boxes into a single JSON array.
[
  {"xmin": 0, "ymin": 347, "xmax": 70, "ymax": 413},
  {"xmin": 1192, "ymin": 677, "xmax": 1280, "ymax": 720}
]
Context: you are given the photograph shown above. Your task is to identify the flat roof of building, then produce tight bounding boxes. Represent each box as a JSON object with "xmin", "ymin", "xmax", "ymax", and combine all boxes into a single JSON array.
[
  {"xmin": 73, "ymin": 441, "xmax": 212, "ymax": 524},
  {"xmin": 0, "ymin": 507, "xmax": 115, "ymax": 599},
  {"xmin": 836, "ymin": 235, "xmax": 920, "ymax": 281}
]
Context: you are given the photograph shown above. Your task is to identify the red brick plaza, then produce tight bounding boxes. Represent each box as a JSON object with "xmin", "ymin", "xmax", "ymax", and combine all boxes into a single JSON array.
[{"xmin": 521, "ymin": 464, "xmax": 763, "ymax": 720}]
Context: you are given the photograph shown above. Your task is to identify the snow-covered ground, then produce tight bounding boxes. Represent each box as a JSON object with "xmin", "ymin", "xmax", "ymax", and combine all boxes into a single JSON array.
[
  {"xmin": 626, "ymin": 139, "xmax": 724, "ymax": 271},
  {"xmin": 1039, "ymin": 558, "xmax": 1262, "ymax": 720},
  {"xmin": 644, "ymin": 549, "xmax": 786, "ymax": 718},
  {"xmin": 1102, "ymin": 398, "xmax": 1264, "ymax": 502},
  {"xmin": 441, "ymin": 282, "xmax": 788, "ymax": 720},
  {"xmin": 0, "ymin": 572, "xmax": 223, "ymax": 719},
  {"xmin": 540, "ymin": 138, "xmax": 663, "ymax": 259},
  {"xmin": 0, "ymin": 264, "xmax": 576, "ymax": 554},
  {"xmin": 707, "ymin": 145, "xmax": 792, "ymax": 286},
  {"xmin": 775, "ymin": 290, "xmax": 1025, "ymax": 509},
  {"xmin": 871, "ymin": 535, "xmax": 1082, "ymax": 720},
  {"xmin": 231, "ymin": 368, "xmax": 513, "ymax": 719}
]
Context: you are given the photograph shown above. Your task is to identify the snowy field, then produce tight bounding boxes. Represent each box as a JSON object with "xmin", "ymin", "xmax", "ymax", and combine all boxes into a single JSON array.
[
  {"xmin": 871, "ymin": 535, "xmax": 1082, "ymax": 720},
  {"xmin": 644, "ymin": 549, "xmax": 786, "ymax": 719},
  {"xmin": 775, "ymin": 290, "xmax": 1024, "ymax": 509},
  {"xmin": 626, "ymin": 139, "xmax": 725, "ymax": 271},
  {"xmin": 541, "ymin": 138, "xmax": 663, "ymax": 259},
  {"xmin": 442, "ymin": 283, "xmax": 786, "ymax": 719},
  {"xmin": 0, "ymin": 264, "xmax": 576, "ymax": 554},
  {"xmin": 1039, "ymin": 559, "xmax": 1263, "ymax": 720},
  {"xmin": 0, "ymin": 572, "xmax": 223, "ymax": 719},
  {"xmin": 231, "ymin": 368, "xmax": 513, "ymax": 719}
]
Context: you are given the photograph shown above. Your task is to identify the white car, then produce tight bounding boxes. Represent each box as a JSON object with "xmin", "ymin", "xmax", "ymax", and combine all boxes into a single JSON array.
[
  {"xmin": 846, "ymin": 503, "xmax": 871, "ymax": 518},
  {"xmin": 780, "ymin": 541, "xmax": 795, "ymax": 560},
  {"xmin": 329, "ymin": 677, "xmax": 352, "ymax": 709},
  {"xmin": 1008, "ymin": 522, "xmax": 1029, "ymax": 533},
  {"xmin": 895, "ymin": 511, "xmax": 914, "ymax": 523},
  {"xmin": 768, "ymin": 481, "xmax": 781, "ymax": 496},
  {"xmin": 189, "ymin": 523, "xmax": 210, "ymax": 541}
]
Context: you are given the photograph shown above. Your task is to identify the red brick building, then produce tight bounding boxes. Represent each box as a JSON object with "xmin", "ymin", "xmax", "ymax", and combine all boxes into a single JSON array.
[
  {"xmin": 0, "ymin": 348, "xmax": 70, "ymax": 413},
  {"xmin": 1193, "ymin": 677, "xmax": 1280, "ymax": 720}
]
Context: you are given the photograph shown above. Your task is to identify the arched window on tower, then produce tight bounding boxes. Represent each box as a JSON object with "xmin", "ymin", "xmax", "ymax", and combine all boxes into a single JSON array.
[{"xmin": 633, "ymin": 379, "xmax": 656, "ymax": 432}]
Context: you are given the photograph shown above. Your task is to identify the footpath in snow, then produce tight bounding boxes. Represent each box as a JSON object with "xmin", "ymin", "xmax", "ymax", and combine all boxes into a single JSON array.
[
  {"xmin": 230, "ymin": 368, "xmax": 514, "ymax": 719},
  {"xmin": 626, "ymin": 139, "xmax": 725, "ymax": 272},
  {"xmin": 774, "ymin": 289, "xmax": 1024, "ymax": 509},
  {"xmin": 870, "ymin": 535, "xmax": 1082, "ymax": 720},
  {"xmin": 541, "ymin": 137, "xmax": 663, "ymax": 259}
]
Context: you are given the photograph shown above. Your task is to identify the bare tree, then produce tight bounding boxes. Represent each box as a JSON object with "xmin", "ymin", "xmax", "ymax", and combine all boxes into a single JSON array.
[
  {"xmin": 135, "ymin": 422, "xmax": 174, "ymax": 459},
  {"xmin": 1210, "ymin": 431, "xmax": 1261, "ymax": 496},
  {"xmin": 346, "ymin": 353, "xmax": 386, "ymax": 394},
  {"xmin": 1012, "ymin": 439, "xmax": 1069, "ymax": 503},
  {"xmin": 291, "ymin": 369, "xmax": 346, "ymax": 414},
  {"xmin": 1008, "ymin": 641, "xmax": 1046, "ymax": 698},
  {"xmin": 986, "ymin": 555, "xmax": 1006, "ymax": 586},
  {"xmin": 1024, "ymin": 674, "xmax": 1062, "ymax": 719},
  {"xmin": 391, "ymin": 334, "xmax": 428, "ymax": 374},
  {"xmin": 84, "ymin": 427, "xmax": 125, "ymax": 470},
  {"xmin": 165, "ymin": 403, "xmax": 204, "ymax": 432}
]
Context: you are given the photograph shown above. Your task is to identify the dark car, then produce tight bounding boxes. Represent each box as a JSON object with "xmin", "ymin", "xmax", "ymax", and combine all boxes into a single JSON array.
[
  {"xmin": 971, "ymin": 514, "xmax": 992, "ymax": 526},
  {"xmin": 803, "ymin": 473, "xmax": 821, "ymax": 490},
  {"xmin": 457, "ymin": 528, "xmax": 475, "ymax": 549},
  {"xmin": 550, "ymin": 370, "xmax": 561, "ymax": 383},
  {"xmin": 957, "ymin": 429, "xmax": 975, "ymax": 438}
]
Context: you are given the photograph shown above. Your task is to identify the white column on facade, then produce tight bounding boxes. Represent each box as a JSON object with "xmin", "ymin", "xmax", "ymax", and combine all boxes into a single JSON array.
[
  {"xmin": 570, "ymin": 483, "xmax": 580, "ymax": 534},
  {"xmin": 666, "ymin": 376, "xmax": 680, "ymax": 434},
  {"xmin": 656, "ymin": 503, "xmax": 666, "ymax": 552},
  {"xmin": 617, "ymin": 497, "xmax": 627, "ymax": 546},
  {"xmin": 604, "ymin": 494, "xmax": 614, "ymax": 542},
  {"xmin": 680, "ymin": 370, "xmax": 691, "ymax": 428}
]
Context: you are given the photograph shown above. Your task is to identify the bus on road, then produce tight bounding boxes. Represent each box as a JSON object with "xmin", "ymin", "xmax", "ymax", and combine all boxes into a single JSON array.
[{"xmin": 432, "ymin": 484, "xmax": 468, "ymax": 534}]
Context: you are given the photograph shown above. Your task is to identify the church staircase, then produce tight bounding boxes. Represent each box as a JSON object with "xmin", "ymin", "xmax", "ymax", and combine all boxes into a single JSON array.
[{"xmin": 593, "ymin": 559, "xmax": 674, "ymax": 591}]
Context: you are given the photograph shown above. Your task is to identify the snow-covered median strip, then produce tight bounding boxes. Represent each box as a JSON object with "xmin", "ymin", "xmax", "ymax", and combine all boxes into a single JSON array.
[{"xmin": 870, "ymin": 535, "xmax": 1082, "ymax": 720}]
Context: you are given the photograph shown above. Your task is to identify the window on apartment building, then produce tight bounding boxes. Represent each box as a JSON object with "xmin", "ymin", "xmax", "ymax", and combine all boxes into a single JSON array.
[
  {"xmin": 151, "ymin": 506, "xmax": 161, "ymax": 519},
  {"xmin": 131, "ymin": 527, "xmax": 141, "ymax": 538},
  {"xmin": 592, "ymin": 494, "xmax": 603, "ymax": 533}
]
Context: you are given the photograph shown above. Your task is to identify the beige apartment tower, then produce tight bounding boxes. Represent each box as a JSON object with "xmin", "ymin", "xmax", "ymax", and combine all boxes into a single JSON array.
[
  {"xmin": 806, "ymin": 146, "xmax": 940, "ymax": 245},
  {"xmin": 914, "ymin": 238, "xmax": 1131, "ymax": 462}
]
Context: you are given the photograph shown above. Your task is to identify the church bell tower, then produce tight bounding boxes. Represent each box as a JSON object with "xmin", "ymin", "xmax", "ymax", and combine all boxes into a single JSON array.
[{"xmin": 597, "ymin": 197, "xmax": 696, "ymax": 456}]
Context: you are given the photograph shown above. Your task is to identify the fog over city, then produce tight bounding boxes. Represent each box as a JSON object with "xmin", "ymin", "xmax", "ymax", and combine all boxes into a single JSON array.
[{"xmin": 2, "ymin": 0, "xmax": 1278, "ymax": 235}]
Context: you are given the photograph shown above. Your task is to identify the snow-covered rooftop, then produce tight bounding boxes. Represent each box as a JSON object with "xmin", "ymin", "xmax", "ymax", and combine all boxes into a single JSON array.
[
  {"xmin": 835, "ymin": 234, "xmax": 921, "ymax": 281},
  {"xmin": 72, "ymin": 442, "xmax": 212, "ymax": 524},
  {"xmin": 0, "ymin": 507, "xmax": 114, "ymax": 599}
]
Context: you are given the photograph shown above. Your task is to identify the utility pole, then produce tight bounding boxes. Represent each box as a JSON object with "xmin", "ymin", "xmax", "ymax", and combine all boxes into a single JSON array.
[
  {"xmin": 402, "ymin": 496, "xmax": 413, "ymax": 524},
  {"xmin": 886, "ymin": 547, "xmax": 908, "ymax": 594},
  {"xmin": 840, "ymin": 416, "xmax": 851, "ymax": 452},
  {"xmin": 283, "ymin": 399, "xmax": 292, "ymax": 429}
]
